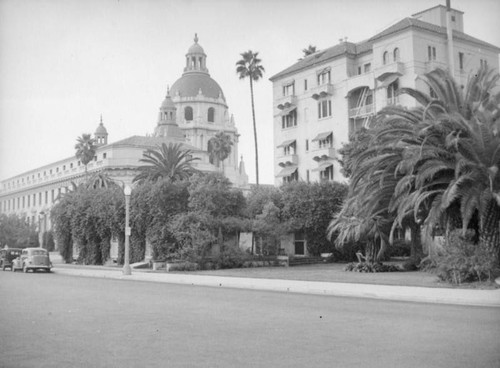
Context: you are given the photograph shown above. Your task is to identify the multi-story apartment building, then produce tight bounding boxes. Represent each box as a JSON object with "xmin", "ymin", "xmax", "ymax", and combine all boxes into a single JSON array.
[{"xmin": 270, "ymin": 5, "xmax": 499, "ymax": 185}]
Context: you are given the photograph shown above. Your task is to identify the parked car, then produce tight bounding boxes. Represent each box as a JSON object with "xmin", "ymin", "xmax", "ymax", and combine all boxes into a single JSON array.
[
  {"xmin": 0, "ymin": 248, "xmax": 22, "ymax": 271},
  {"xmin": 14, "ymin": 248, "xmax": 52, "ymax": 273}
]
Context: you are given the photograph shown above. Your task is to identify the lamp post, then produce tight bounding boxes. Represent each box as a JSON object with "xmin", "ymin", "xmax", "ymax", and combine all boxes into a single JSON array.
[
  {"xmin": 38, "ymin": 211, "xmax": 45, "ymax": 248},
  {"xmin": 123, "ymin": 185, "xmax": 132, "ymax": 275}
]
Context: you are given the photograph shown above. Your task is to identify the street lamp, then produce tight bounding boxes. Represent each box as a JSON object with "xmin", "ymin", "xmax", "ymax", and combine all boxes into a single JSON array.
[
  {"xmin": 38, "ymin": 211, "xmax": 45, "ymax": 248},
  {"xmin": 123, "ymin": 185, "xmax": 132, "ymax": 275}
]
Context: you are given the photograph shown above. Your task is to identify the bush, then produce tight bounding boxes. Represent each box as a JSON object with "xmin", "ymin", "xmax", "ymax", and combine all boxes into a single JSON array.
[
  {"xmin": 387, "ymin": 239, "xmax": 411, "ymax": 258},
  {"xmin": 435, "ymin": 230, "xmax": 499, "ymax": 284},
  {"xmin": 212, "ymin": 246, "xmax": 249, "ymax": 269},
  {"xmin": 168, "ymin": 261, "xmax": 199, "ymax": 272},
  {"xmin": 344, "ymin": 262, "xmax": 401, "ymax": 273}
]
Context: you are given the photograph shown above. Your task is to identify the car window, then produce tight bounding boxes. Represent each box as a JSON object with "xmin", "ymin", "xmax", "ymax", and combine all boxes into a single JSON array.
[{"xmin": 32, "ymin": 250, "xmax": 47, "ymax": 256}]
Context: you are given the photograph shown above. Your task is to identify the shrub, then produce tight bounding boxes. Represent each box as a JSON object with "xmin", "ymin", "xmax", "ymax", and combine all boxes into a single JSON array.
[
  {"xmin": 212, "ymin": 245, "xmax": 249, "ymax": 269},
  {"xmin": 344, "ymin": 262, "xmax": 401, "ymax": 273},
  {"xmin": 435, "ymin": 230, "xmax": 499, "ymax": 284}
]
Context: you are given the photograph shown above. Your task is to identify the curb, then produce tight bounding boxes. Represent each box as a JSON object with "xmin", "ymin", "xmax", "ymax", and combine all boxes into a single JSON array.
[{"xmin": 52, "ymin": 267, "xmax": 500, "ymax": 308}]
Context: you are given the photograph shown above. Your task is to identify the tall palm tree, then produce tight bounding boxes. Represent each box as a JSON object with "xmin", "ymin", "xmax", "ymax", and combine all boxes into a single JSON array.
[
  {"xmin": 75, "ymin": 133, "xmax": 96, "ymax": 180},
  {"xmin": 133, "ymin": 143, "xmax": 199, "ymax": 184},
  {"xmin": 208, "ymin": 131, "xmax": 233, "ymax": 172},
  {"xmin": 236, "ymin": 50, "xmax": 265, "ymax": 186}
]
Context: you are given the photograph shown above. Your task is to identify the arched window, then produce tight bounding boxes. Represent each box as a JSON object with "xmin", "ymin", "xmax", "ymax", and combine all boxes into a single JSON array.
[
  {"xmin": 383, "ymin": 51, "xmax": 388, "ymax": 65},
  {"xmin": 208, "ymin": 107, "xmax": 215, "ymax": 122},
  {"xmin": 184, "ymin": 106, "xmax": 193, "ymax": 121},
  {"xmin": 393, "ymin": 48, "xmax": 400, "ymax": 62}
]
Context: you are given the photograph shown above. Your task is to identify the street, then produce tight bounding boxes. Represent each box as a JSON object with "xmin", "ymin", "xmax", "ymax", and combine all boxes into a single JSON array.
[{"xmin": 1, "ymin": 271, "xmax": 499, "ymax": 368}]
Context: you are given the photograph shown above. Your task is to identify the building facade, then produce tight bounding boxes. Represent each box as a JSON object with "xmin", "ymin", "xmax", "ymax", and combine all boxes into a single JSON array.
[
  {"xmin": 270, "ymin": 5, "xmax": 500, "ymax": 186},
  {"xmin": 0, "ymin": 35, "xmax": 248, "ymax": 244}
]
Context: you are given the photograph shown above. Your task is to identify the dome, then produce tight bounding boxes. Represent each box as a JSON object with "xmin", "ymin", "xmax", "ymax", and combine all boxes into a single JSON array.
[
  {"xmin": 188, "ymin": 43, "xmax": 205, "ymax": 55},
  {"xmin": 95, "ymin": 121, "xmax": 107, "ymax": 135},
  {"xmin": 161, "ymin": 93, "xmax": 176, "ymax": 110},
  {"xmin": 170, "ymin": 73, "xmax": 225, "ymax": 101}
]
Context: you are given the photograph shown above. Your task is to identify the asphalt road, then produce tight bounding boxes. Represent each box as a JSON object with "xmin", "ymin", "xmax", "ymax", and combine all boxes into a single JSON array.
[{"xmin": 1, "ymin": 270, "xmax": 499, "ymax": 368}]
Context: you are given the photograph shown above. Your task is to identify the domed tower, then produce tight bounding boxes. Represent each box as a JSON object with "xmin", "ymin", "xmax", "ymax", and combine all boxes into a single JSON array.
[
  {"xmin": 154, "ymin": 88, "xmax": 184, "ymax": 140},
  {"xmin": 167, "ymin": 34, "xmax": 246, "ymax": 186},
  {"xmin": 94, "ymin": 115, "xmax": 108, "ymax": 146}
]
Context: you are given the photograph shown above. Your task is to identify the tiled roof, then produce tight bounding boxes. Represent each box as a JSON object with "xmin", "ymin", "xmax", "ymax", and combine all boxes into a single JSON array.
[
  {"xmin": 369, "ymin": 17, "xmax": 500, "ymax": 51},
  {"xmin": 269, "ymin": 17, "xmax": 499, "ymax": 82},
  {"xmin": 107, "ymin": 135, "xmax": 199, "ymax": 151}
]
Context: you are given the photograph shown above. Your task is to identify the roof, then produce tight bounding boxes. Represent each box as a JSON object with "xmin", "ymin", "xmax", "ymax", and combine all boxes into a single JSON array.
[
  {"xmin": 170, "ymin": 72, "xmax": 225, "ymax": 100},
  {"xmin": 107, "ymin": 136, "xmax": 198, "ymax": 152},
  {"xmin": 269, "ymin": 17, "xmax": 499, "ymax": 82}
]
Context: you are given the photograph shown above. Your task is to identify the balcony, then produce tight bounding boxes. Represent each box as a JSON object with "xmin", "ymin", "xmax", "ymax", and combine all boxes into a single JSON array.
[
  {"xmin": 349, "ymin": 103, "xmax": 374, "ymax": 118},
  {"xmin": 375, "ymin": 61, "xmax": 404, "ymax": 80},
  {"xmin": 312, "ymin": 147, "xmax": 335, "ymax": 161},
  {"xmin": 311, "ymin": 83, "xmax": 334, "ymax": 100},
  {"xmin": 346, "ymin": 72, "xmax": 375, "ymax": 93},
  {"xmin": 278, "ymin": 154, "xmax": 299, "ymax": 167},
  {"xmin": 277, "ymin": 95, "xmax": 297, "ymax": 110}
]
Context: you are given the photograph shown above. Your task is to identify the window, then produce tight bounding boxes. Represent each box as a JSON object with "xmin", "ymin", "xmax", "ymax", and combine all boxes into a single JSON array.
[
  {"xmin": 451, "ymin": 15, "xmax": 456, "ymax": 21},
  {"xmin": 282, "ymin": 82, "xmax": 295, "ymax": 96},
  {"xmin": 383, "ymin": 51, "xmax": 388, "ymax": 65},
  {"xmin": 70, "ymin": 163, "xmax": 73, "ymax": 169},
  {"xmin": 428, "ymin": 46, "xmax": 436, "ymax": 61},
  {"xmin": 357, "ymin": 66, "xmax": 362, "ymax": 75},
  {"xmin": 320, "ymin": 165, "xmax": 334, "ymax": 181},
  {"xmin": 45, "ymin": 191, "xmax": 48, "ymax": 204},
  {"xmin": 184, "ymin": 106, "xmax": 193, "ymax": 121},
  {"xmin": 305, "ymin": 139, "xmax": 309, "ymax": 152},
  {"xmin": 283, "ymin": 143, "xmax": 295, "ymax": 156},
  {"xmin": 294, "ymin": 231, "xmax": 305, "ymax": 255},
  {"xmin": 306, "ymin": 170, "xmax": 310, "ymax": 183},
  {"xmin": 283, "ymin": 170, "xmax": 298, "ymax": 184},
  {"xmin": 281, "ymin": 110, "xmax": 297, "ymax": 128},
  {"xmin": 103, "ymin": 153, "xmax": 107, "ymax": 159},
  {"xmin": 480, "ymin": 59, "xmax": 488, "ymax": 68},
  {"xmin": 318, "ymin": 135, "xmax": 332, "ymax": 149},
  {"xmin": 317, "ymin": 69, "xmax": 331, "ymax": 85},
  {"xmin": 318, "ymin": 99, "xmax": 332, "ymax": 119},
  {"xmin": 387, "ymin": 80, "xmax": 399, "ymax": 104},
  {"xmin": 304, "ymin": 79, "xmax": 308, "ymax": 91},
  {"xmin": 207, "ymin": 107, "xmax": 215, "ymax": 123},
  {"xmin": 51, "ymin": 190, "xmax": 55, "ymax": 203},
  {"xmin": 39, "ymin": 193, "xmax": 42, "ymax": 205},
  {"xmin": 393, "ymin": 48, "xmax": 400, "ymax": 62},
  {"xmin": 458, "ymin": 52, "xmax": 464, "ymax": 70},
  {"xmin": 364, "ymin": 63, "xmax": 371, "ymax": 73},
  {"xmin": 27, "ymin": 195, "xmax": 30, "ymax": 207}
]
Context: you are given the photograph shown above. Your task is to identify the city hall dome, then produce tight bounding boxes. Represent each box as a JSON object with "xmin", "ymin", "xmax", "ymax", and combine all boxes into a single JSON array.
[{"xmin": 170, "ymin": 34, "xmax": 226, "ymax": 101}]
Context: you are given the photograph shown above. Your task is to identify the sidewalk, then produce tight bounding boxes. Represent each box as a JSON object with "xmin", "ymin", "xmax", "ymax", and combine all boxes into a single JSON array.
[{"xmin": 52, "ymin": 263, "xmax": 500, "ymax": 308}]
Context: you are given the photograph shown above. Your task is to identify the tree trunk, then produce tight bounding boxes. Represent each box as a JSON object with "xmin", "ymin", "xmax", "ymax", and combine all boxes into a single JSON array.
[
  {"xmin": 410, "ymin": 223, "xmax": 423, "ymax": 261},
  {"xmin": 249, "ymin": 78, "xmax": 259, "ymax": 186},
  {"xmin": 479, "ymin": 200, "xmax": 500, "ymax": 266}
]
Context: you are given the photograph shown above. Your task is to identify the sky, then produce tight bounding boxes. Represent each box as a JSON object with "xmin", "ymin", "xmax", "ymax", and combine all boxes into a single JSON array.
[{"xmin": 1, "ymin": 0, "xmax": 499, "ymax": 184}]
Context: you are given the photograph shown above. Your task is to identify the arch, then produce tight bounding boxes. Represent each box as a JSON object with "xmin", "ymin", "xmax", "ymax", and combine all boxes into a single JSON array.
[
  {"xmin": 208, "ymin": 107, "xmax": 215, "ymax": 122},
  {"xmin": 383, "ymin": 51, "xmax": 389, "ymax": 65},
  {"xmin": 184, "ymin": 106, "xmax": 193, "ymax": 121},
  {"xmin": 393, "ymin": 47, "xmax": 400, "ymax": 62}
]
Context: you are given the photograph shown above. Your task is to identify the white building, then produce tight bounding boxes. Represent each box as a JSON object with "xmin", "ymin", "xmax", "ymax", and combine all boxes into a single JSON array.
[
  {"xmin": 270, "ymin": 5, "xmax": 499, "ymax": 186},
  {"xmin": 0, "ymin": 35, "xmax": 248, "ymax": 244}
]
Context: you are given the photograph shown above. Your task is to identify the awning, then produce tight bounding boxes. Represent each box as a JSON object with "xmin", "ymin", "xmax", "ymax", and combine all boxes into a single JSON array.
[
  {"xmin": 277, "ymin": 139, "xmax": 296, "ymax": 148},
  {"xmin": 276, "ymin": 166, "xmax": 298, "ymax": 177},
  {"xmin": 377, "ymin": 74, "xmax": 399, "ymax": 89},
  {"xmin": 311, "ymin": 131, "xmax": 332, "ymax": 142},
  {"xmin": 279, "ymin": 106, "xmax": 296, "ymax": 116},
  {"xmin": 312, "ymin": 162, "xmax": 334, "ymax": 172}
]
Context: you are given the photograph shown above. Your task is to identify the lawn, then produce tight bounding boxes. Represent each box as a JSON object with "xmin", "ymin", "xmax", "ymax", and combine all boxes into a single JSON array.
[{"xmin": 183, "ymin": 262, "xmax": 500, "ymax": 290}]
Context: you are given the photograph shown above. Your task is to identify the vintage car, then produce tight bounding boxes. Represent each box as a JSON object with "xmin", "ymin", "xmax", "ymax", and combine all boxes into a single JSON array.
[
  {"xmin": 0, "ymin": 248, "xmax": 22, "ymax": 271},
  {"xmin": 12, "ymin": 247, "xmax": 52, "ymax": 273}
]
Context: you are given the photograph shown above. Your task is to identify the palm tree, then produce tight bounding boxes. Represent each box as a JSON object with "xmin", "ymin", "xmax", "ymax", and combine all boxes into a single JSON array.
[
  {"xmin": 208, "ymin": 131, "xmax": 233, "ymax": 172},
  {"xmin": 133, "ymin": 143, "xmax": 199, "ymax": 184},
  {"xmin": 301, "ymin": 45, "xmax": 317, "ymax": 58},
  {"xmin": 332, "ymin": 66, "xmax": 500, "ymax": 264},
  {"xmin": 236, "ymin": 50, "xmax": 265, "ymax": 186},
  {"xmin": 75, "ymin": 134, "xmax": 96, "ymax": 180}
]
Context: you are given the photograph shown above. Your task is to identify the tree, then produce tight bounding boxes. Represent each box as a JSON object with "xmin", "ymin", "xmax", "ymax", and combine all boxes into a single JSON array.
[
  {"xmin": 236, "ymin": 50, "xmax": 265, "ymax": 186},
  {"xmin": 75, "ymin": 133, "xmax": 96, "ymax": 180},
  {"xmin": 301, "ymin": 45, "xmax": 317, "ymax": 58},
  {"xmin": 208, "ymin": 131, "xmax": 233, "ymax": 171},
  {"xmin": 0, "ymin": 214, "xmax": 38, "ymax": 248},
  {"xmin": 133, "ymin": 143, "xmax": 199, "ymax": 184},
  {"xmin": 329, "ymin": 66, "xmax": 500, "ymax": 266}
]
